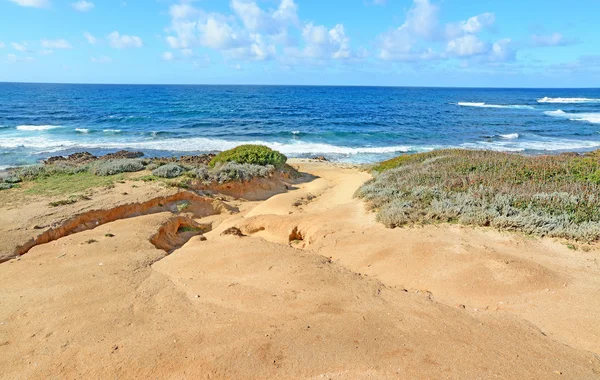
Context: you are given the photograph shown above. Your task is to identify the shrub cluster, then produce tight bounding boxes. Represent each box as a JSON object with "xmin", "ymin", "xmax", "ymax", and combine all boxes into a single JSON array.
[
  {"xmin": 209, "ymin": 145, "xmax": 287, "ymax": 168},
  {"xmin": 357, "ymin": 149, "xmax": 600, "ymax": 242},
  {"xmin": 152, "ymin": 163, "xmax": 186, "ymax": 178},
  {"xmin": 195, "ymin": 162, "xmax": 275, "ymax": 184},
  {"xmin": 89, "ymin": 159, "xmax": 145, "ymax": 176}
]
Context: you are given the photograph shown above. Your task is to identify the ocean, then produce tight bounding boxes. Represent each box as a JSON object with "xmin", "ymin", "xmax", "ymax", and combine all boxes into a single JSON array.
[{"xmin": 1, "ymin": 83, "xmax": 600, "ymax": 169}]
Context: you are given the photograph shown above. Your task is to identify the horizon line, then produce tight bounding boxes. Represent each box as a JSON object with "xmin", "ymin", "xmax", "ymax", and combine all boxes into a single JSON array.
[{"xmin": 1, "ymin": 81, "xmax": 599, "ymax": 90}]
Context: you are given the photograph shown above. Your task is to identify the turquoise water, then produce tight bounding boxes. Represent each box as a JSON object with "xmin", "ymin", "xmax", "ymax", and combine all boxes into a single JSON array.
[{"xmin": 1, "ymin": 83, "xmax": 600, "ymax": 168}]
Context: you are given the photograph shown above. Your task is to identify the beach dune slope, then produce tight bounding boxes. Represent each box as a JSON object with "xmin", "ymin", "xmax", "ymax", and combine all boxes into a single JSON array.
[{"xmin": 0, "ymin": 160, "xmax": 599, "ymax": 379}]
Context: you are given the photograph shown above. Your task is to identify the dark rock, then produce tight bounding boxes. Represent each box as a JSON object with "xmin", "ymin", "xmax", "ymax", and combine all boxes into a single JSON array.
[
  {"xmin": 101, "ymin": 150, "xmax": 144, "ymax": 160},
  {"xmin": 221, "ymin": 227, "xmax": 246, "ymax": 237},
  {"xmin": 44, "ymin": 152, "xmax": 96, "ymax": 165},
  {"xmin": 311, "ymin": 156, "xmax": 328, "ymax": 162}
]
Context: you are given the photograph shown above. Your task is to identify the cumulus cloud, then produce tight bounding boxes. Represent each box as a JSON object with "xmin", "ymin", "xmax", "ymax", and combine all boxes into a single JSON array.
[
  {"xmin": 83, "ymin": 32, "xmax": 96, "ymax": 45},
  {"xmin": 489, "ymin": 38, "xmax": 516, "ymax": 62},
  {"xmin": 71, "ymin": 0, "xmax": 94, "ymax": 12},
  {"xmin": 532, "ymin": 33, "xmax": 576, "ymax": 47},
  {"xmin": 8, "ymin": 0, "xmax": 48, "ymax": 8},
  {"xmin": 39, "ymin": 49, "xmax": 53, "ymax": 55},
  {"xmin": 162, "ymin": 52, "xmax": 174, "ymax": 61},
  {"xmin": 293, "ymin": 23, "xmax": 350, "ymax": 60},
  {"xmin": 41, "ymin": 39, "xmax": 72, "ymax": 49},
  {"xmin": 107, "ymin": 32, "xmax": 143, "ymax": 49},
  {"xmin": 377, "ymin": 0, "xmax": 511, "ymax": 64},
  {"xmin": 0, "ymin": 42, "xmax": 5, "ymax": 48},
  {"xmin": 6, "ymin": 53, "xmax": 34, "ymax": 63},
  {"xmin": 446, "ymin": 35, "xmax": 488, "ymax": 57},
  {"xmin": 164, "ymin": 0, "xmax": 300, "ymax": 62}
]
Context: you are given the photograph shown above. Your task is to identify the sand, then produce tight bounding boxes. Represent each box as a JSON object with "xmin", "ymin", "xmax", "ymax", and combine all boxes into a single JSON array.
[{"xmin": 0, "ymin": 160, "xmax": 599, "ymax": 379}]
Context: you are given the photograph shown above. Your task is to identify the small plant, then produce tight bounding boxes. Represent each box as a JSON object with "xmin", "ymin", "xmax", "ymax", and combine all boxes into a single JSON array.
[
  {"xmin": 85, "ymin": 239, "xmax": 98, "ymax": 244},
  {"xmin": 177, "ymin": 226, "xmax": 203, "ymax": 233},
  {"xmin": 105, "ymin": 233, "xmax": 115, "ymax": 238},
  {"xmin": 209, "ymin": 145, "xmax": 287, "ymax": 168},
  {"xmin": 176, "ymin": 201, "xmax": 190, "ymax": 212},
  {"xmin": 90, "ymin": 159, "xmax": 145, "ymax": 176},
  {"xmin": 152, "ymin": 163, "xmax": 187, "ymax": 178}
]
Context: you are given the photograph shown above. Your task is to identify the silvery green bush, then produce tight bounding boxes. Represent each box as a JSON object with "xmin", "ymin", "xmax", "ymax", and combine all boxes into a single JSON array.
[{"xmin": 90, "ymin": 159, "xmax": 145, "ymax": 176}]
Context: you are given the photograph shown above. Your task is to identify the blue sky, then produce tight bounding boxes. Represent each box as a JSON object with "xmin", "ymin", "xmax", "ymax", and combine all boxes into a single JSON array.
[{"xmin": 0, "ymin": 0, "xmax": 598, "ymax": 87}]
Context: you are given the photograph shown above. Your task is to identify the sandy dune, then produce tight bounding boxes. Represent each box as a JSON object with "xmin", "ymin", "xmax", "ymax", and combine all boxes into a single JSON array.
[{"xmin": 1, "ymin": 160, "xmax": 599, "ymax": 379}]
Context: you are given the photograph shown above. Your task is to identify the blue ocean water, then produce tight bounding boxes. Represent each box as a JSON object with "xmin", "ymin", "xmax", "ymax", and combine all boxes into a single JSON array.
[{"xmin": 1, "ymin": 83, "xmax": 600, "ymax": 168}]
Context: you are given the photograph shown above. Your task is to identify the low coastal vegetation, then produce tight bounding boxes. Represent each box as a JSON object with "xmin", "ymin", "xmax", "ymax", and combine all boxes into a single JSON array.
[
  {"xmin": 209, "ymin": 144, "xmax": 287, "ymax": 168},
  {"xmin": 357, "ymin": 149, "xmax": 600, "ymax": 242},
  {"xmin": 0, "ymin": 145, "xmax": 289, "ymax": 198}
]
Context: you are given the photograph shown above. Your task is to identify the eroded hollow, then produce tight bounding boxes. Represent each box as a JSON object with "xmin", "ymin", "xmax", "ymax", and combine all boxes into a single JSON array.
[
  {"xmin": 150, "ymin": 216, "xmax": 211, "ymax": 253},
  {"xmin": 14, "ymin": 191, "xmax": 218, "ymax": 257}
]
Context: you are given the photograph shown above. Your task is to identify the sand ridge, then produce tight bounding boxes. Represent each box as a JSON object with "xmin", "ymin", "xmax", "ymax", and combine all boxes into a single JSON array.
[{"xmin": 0, "ymin": 160, "xmax": 599, "ymax": 379}]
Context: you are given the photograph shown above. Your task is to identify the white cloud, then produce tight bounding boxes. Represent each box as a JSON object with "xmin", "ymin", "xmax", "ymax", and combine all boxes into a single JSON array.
[
  {"xmin": 162, "ymin": 51, "xmax": 174, "ymax": 61},
  {"xmin": 181, "ymin": 49, "xmax": 194, "ymax": 57},
  {"xmin": 71, "ymin": 0, "xmax": 94, "ymax": 12},
  {"xmin": 39, "ymin": 49, "xmax": 53, "ymax": 55},
  {"xmin": 461, "ymin": 13, "xmax": 495, "ymax": 34},
  {"xmin": 41, "ymin": 39, "xmax": 72, "ymax": 49},
  {"xmin": 376, "ymin": 0, "xmax": 513, "ymax": 64},
  {"xmin": 83, "ymin": 32, "xmax": 96, "ymax": 45},
  {"xmin": 531, "ymin": 33, "xmax": 575, "ymax": 47},
  {"xmin": 8, "ymin": 0, "xmax": 48, "ymax": 8},
  {"xmin": 489, "ymin": 38, "xmax": 515, "ymax": 62},
  {"xmin": 91, "ymin": 56, "xmax": 111, "ymax": 63},
  {"xmin": 447, "ymin": 35, "xmax": 488, "ymax": 57},
  {"xmin": 164, "ymin": 0, "xmax": 297, "ymax": 62},
  {"xmin": 11, "ymin": 42, "xmax": 27, "ymax": 52},
  {"xmin": 0, "ymin": 42, "xmax": 4, "ymax": 48},
  {"xmin": 107, "ymin": 32, "xmax": 143, "ymax": 49},
  {"xmin": 296, "ymin": 23, "xmax": 350, "ymax": 60}
]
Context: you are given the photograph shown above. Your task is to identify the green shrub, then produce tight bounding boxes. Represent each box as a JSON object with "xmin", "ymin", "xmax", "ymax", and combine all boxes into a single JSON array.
[
  {"xmin": 209, "ymin": 145, "xmax": 287, "ymax": 168},
  {"xmin": 195, "ymin": 163, "xmax": 275, "ymax": 184},
  {"xmin": 0, "ymin": 183, "xmax": 13, "ymax": 190},
  {"xmin": 90, "ymin": 159, "xmax": 145, "ymax": 176},
  {"xmin": 356, "ymin": 149, "xmax": 600, "ymax": 242},
  {"xmin": 152, "ymin": 163, "xmax": 187, "ymax": 178}
]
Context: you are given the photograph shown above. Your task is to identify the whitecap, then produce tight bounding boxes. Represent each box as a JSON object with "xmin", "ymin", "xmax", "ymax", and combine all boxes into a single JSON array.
[
  {"xmin": 537, "ymin": 97, "xmax": 600, "ymax": 104},
  {"xmin": 500, "ymin": 133, "xmax": 519, "ymax": 139},
  {"xmin": 291, "ymin": 131, "xmax": 301, "ymax": 135},
  {"xmin": 458, "ymin": 102, "xmax": 534, "ymax": 109},
  {"xmin": 16, "ymin": 125, "xmax": 62, "ymax": 131},
  {"xmin": 103, "ymin": 129, "xmax": 122, "ymax": 133},
  {"xmin": 75, "ymin": 128, "xmax": 90, "ymax": 134},
  {"xmin": 544, "ymin": 110, "xmax": 600, "ymax": 124}
]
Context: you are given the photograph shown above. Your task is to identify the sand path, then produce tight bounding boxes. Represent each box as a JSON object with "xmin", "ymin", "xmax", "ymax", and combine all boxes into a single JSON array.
[{"xmin": 0, "ymin": 160, "xmax": 599, "ymax": 379}]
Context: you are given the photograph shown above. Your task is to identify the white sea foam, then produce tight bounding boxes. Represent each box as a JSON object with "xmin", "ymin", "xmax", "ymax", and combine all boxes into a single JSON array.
[
  {"xmin": 544, "ymin": 110, "xmax": 600, "ymax": 124},
  {"xmin": 537, "ymin": 97, "xmax": 600, "ymax": 104},
  {"xmin": 464, "ymin": 138, "xmax": 600, "ymax": 152},
  {"xmin": 75, "ymin": 128, "xmax": 90, "ymax": 133},
  {"xmin": 500, "ymin": 133, "xmax": 519, "ymax": 139},
  {"xmin": 0, "ymin": 136, "xmax": 417, "ymax": 156},
  {"xmin": 16, "ymin": 125, "xmax": 61, "ymax": 131},
  {"xmin": 291, "ymin": 130, "xmax": 300, "ymax": 135},
  {"xmin": 103, "ymin": 129, "xmax": 122, "ymax": 133},
  {"xmin": 458, "ymin": 102, "xmax": 534, "ymax": 109}
]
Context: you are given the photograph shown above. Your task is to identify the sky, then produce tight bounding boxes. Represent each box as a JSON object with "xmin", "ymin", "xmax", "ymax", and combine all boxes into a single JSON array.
[{"xmin": 0, "ymin": 0, "xmax": 599, "ymax": 87}]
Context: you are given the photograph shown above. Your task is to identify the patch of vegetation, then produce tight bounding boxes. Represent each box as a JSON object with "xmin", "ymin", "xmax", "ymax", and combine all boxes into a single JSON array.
[
  {"xmin": 85, "ymin": 239, "xmax": 98, "ymax": 244},
  {"xmin": 209, "ymin": 145, "xmax": 287, "ymax": 168},
  {"xmin": 176, "ymin": 201, "xmax": 190, "ymax": 212},
  {"xmin": 105, "ymin": 233, "xmax": 115, "ymax": 238},
  {"xmin": 49, "ymin": 196, "xmax": 80, "ymax": 207},
  {"xmin": 196, "ymin": 162, "xmax": 276, "ymax": 184},
  {"xmin": 0, "ymin": 183, "xmax": 14, "ymax": 190},
  {"xmin": 356, "ymin": 149, "xmax": 600, "ymax": 242},
  {"xmin": 89, "ymin": 159, "xmax": 145, "ymax": 176},
  {"xmin": 177, "ymin": 226, "xmax": 203, "ymax": 233},
  {"xmin": 152, "ymin": 163, "xmax": 187, "ymax": 178},
  {"xmin": 25, "ymin": 172, "xmax": 122, "ymax": 196}
]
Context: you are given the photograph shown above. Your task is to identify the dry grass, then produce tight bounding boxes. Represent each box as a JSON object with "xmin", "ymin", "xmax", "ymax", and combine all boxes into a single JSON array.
[{"xmin": 357, "ymin": 149, "xmax": 600, "ymax": 242}]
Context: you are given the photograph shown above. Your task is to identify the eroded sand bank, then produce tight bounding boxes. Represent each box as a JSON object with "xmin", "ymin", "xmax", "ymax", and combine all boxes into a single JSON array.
[{"xmin": 1, "ymin": 160, "xmax": 599, "ymax": 379}]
